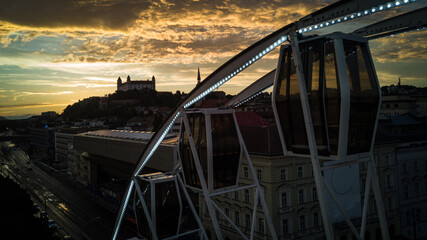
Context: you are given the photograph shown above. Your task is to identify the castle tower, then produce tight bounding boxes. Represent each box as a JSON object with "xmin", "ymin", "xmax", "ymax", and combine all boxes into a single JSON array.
[
  {"xmin": 152, "ymin": 75, "xmax": 156, "ymax": 90},
  {"xmin": 117, "ymin": 77, "xmax": 122, "ymax": 90},
  {"xmin": 127, "ymin": 75, "xmax": 131, "ymax": 83}
]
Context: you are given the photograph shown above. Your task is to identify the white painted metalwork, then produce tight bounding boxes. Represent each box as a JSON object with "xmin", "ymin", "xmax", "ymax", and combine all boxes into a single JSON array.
[
  {"xmin": 112, "ymin": 0, "xmax": 425, "ymax": 238},
  {"xmin": 179, "ymin": 109, "xmax": 278, "ymax": 240},
  {"xmin": 132, "ymin": 172, "xmax": 208, "ymax": 240},
  {"xmin": 289, "ymin": 32, "xmax": 335, "ymax": 240}
]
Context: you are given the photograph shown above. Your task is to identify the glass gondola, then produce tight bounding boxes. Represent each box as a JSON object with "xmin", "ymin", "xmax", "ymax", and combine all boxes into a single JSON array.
[
  {"xmin": 134, "ymin": 172, "xmax": 181, "ymax": 239},
  {"xmin": 179, "ymin": 109, "xmax": 241, "ymax": 193},
  {"xmin": 273, "ymin": 32, "xmax": 380, "ymax": 160}
]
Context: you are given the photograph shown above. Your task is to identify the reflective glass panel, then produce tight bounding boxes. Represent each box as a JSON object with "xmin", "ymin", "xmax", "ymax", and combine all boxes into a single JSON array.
[
  {"xmin": 343, "ymin": 40, "xmax": 379, "ymax": 154},
  {"xmin": 275, "ymin": 47, "xmax": 309, "ymax": 154},
  {"xmin": 275, "ymin": 48, "xmax": 293, "ymax": 152},
  {"xmin": 301, "ymin": 40, "xmax": 329, "ymax": 156},
  {"xmin": 135, "ymin": 179, "xmax": 180, "ymax": 239},
  {"xmin": 211, "ymin": 114, "xmax": 240, "ymax": 189},
  {"xmin": 324, "ymin": 41, "xmax": 340, "ymax": 155},
  {"xmin": 179, "ymin": 113, "xmax": 207, "ymax": 188}
]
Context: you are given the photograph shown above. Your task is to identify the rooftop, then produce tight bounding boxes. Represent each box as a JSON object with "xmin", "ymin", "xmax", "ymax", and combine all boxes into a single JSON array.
[{"xmin": 81, "ymin": 130, "xmax": 176, "ymax": 143}]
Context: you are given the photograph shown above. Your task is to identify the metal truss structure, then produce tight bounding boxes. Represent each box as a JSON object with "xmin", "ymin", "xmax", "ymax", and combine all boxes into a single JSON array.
[{"xmin": 112, "ymin": 1, "xmax": 427, "ymax": 239}]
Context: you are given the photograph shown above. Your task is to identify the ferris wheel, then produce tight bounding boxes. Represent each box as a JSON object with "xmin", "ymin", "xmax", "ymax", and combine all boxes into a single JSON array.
[{"xmin": 112, "ymin": 1, "xmax": 427, "ymax": 239}]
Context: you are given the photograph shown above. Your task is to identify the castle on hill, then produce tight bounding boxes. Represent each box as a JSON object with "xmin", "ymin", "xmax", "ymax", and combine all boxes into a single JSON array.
[{"xmin": 117, "ymin": 75, "xmax": 155, "ymax": 92}]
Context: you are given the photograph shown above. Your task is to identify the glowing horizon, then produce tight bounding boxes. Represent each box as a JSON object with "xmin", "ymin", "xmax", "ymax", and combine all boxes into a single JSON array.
[{"xmin": 1, "ymin": 0, "xmax": 426, "ymax": 118}]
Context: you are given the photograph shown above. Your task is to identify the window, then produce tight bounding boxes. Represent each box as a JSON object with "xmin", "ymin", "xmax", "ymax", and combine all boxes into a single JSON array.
[
  {"xmin": 387, "ymin": 197, "xmax": 393, "ymax": 211},
  {"xmin": 257, "ymin": 169, "xmax": 262, "ymax": 181},
  {"xmin": 404, "ymin": 185, "xmax": 409, "ymax": 199},
  {"xmin": 415, "ymin": 183, "xmax": 420, "ymax": 197},
  {"xmin": 282, "ymin": 219, "xmax": 289, "ymax": 234},
  {"xmin": 386, "ymin": 174, "xmax": 394, "ymax": 189},
  {"xmin": 245, "ymin": 214, "xmax": 250, "ymax": 228},
  {"xmin": 299, "ymin": 215, "xmax": 306, "ymax": 230},
  {"xmin": 281, "ymin": 192, "xmax": 288, "ymax": 207},
  {"xmin": 298, "ymin": 166, "xmax": 304, "ymax": 179},
  {"xmin": 244, "ymin": 189, "xmax": 250, "ymax": 203},
  {"xmin": 280, "ymin": 168, "xmax": 287, "ymax": 181},
  {"xmin": 299, "ymin": 189, "xmax": 305, "ymax": 204},
  {"xmin": 343, "ymin": 40, "xmax": 379, "ymax": 154},
  {"xmin": 234, "ymin": 191, "xmax": 239, "ymax": 201},
  {"xmin": 258, "ymin": 217, "xmax": 265, "ymax": 233},
  {"xmin": 414, "ymin": 161, "xmax": 418, "ymax": 172},
  {"xmin": 225, "ymin": 208, "xmax": 230, "ymax": 226},
  {"xmin": 312, "ymin": 187, "xmax": 317, "ymax": 201},
  {"xmin": 402, "ymin": 163, "xmax": 407, "ymax": 173},
  {"xmin": 234, "ymin": 211, "xmax": 240, "ymax": 225},
  {"xmin": 244, "ymin": 167, "xmax": 249, "ymax": 178},
  {"xmin": 313, "ymin": 212, "xmax": 319, "ymax": 227},
  {"xmin": 224, "ymin": 192, "xmax": 229, "ymax": 198}
]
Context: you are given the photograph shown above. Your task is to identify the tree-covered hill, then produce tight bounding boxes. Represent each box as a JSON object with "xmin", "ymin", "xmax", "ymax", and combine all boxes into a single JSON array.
[{"xmin": 61, "ymin": 89, "xmax": 183, "ymax": 121}]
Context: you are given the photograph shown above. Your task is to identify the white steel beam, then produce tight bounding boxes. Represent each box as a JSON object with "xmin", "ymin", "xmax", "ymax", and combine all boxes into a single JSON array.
[
  {"xmin": 181, "ymin": 111, "xmax": 223, "ymax": 239},
  {"xmin": 353, "ymin": 6, "xmax": 427, "ymax": 39},
  {"xmin": 226, "ymin": 69, "xmax": 276, "ymax": 107},
  {"xmin": 290, "ymin": 33, "xmax": 335, "ymax": 240}
]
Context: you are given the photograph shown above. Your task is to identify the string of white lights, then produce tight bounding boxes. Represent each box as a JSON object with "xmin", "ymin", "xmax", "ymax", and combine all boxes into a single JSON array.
[
  {"xmin": 183, "ymin": 35, "xmax": 288, "ymax": 109},
  {"xmin": 370, "ymin": 25, "xmax": 426, "ymax": 40},
  {"xmin": 235, "ymin": 91, "xmax": 264, "ymax": 107},
  {"xmin": 113, "ymin": 1, "xmax": 420, "ymax": 238},
  {"xmin": 299, "ymin": 0, "xmax": 417, "ymax": 34}
]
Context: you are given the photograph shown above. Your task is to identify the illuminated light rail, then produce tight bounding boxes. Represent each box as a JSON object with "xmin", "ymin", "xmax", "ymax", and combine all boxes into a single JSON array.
[
  {"xmin": 183, "ymin": 35, "xmax": 288, "ymax": 109},
  {"xmin": 234, "ymin": 91, "xmax": 264, "ymax": 107},
  {"xmin": 112, "ymin": 0, "xmax": 423, "ymax": 239},
  {"xmin": 298, "ymin": 0, "xmax": 418, "ymax": 34},
  {"xmin": 372, "ymin": 25, "xmax": 427, "ymax": 39}
]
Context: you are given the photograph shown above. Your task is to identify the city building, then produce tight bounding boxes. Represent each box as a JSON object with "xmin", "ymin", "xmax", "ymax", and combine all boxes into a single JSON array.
[
  {"xmin": 117, "ymin": 75, "xmax": 155, "ymax": 92},
  {"xmin": 55, "ymin": 131, "xmax": 75, "ymax": 176},
  {"xmin": 73, "ymin": 130, "xmax": 178, "ymax": 202},
  {"xmin": 375, "ymin": 113, "xmax": 427, "ymax": 239},
  {"xmin": 55, "ymin": 128, "xmax": 92, "ymax": 179},
  {"xmin": 30, "ymin": 127, "xmax": 56, "ymax": 161},
  {"xmin": 381, "ymin": 95, "xmax": 417, "ymax": 117},
  {"xmin": 199, "ymin": 112, "xmax": 404, "ymax": 240},
  {"xmin": 41, "ymin": 111, "xmax": 58, "ymax": 120}
]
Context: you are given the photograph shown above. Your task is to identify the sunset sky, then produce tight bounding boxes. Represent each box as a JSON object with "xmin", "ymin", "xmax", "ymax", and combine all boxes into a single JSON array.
[{"xmin": 0, "ymin": 0, "xmax": 426, "ymax": 118}]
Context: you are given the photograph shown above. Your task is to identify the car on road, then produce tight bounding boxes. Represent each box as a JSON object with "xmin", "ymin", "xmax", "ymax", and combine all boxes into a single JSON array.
[
  {"xmin": 47, "ymin": 219, "xmax": 56, "ymax": 229},
  {"xmin": 40, "ymin": 211, "xmax": 48, "ymax": 220},
  {"xmin": 33, "ymin": 203, "xmax": 40, "ymax": 212}
]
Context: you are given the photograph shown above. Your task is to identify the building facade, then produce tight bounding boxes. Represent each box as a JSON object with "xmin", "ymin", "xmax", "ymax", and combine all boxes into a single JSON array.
[
  {"xmin": 117, "ymin": 75, "xmax": 155, "ymax": 92},
  {"xmin": 55, "ymin": 131, "xmax": 76, "ymax": 177},
  {"xmin": 197, "ymin": 115, "xmax": 408, "ymax": 240},
  {"xmin": 30, "ymin": 127, "xmax": 56, "ymax": 161}
]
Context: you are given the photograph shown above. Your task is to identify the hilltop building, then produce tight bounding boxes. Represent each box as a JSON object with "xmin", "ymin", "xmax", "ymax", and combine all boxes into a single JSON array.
[{"xmin": 117, "ymin": 75, "xmax": 155, "ymax": 92}]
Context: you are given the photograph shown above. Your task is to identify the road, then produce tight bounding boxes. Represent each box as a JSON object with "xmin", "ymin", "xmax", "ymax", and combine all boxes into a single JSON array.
[{"xmin": 0, "ymin": 142, "xmax": 132, "ymax": 240}]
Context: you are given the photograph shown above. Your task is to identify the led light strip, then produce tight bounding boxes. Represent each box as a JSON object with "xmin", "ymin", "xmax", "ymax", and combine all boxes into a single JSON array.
[
  {"xmin": 112, "ymin": 180, "xmax": 135, "ymax": 240},
  {"xmin": 183, "ymin": 35, "xmax": 288, "ymax": 109},
  {"xmin": 370, "ymin": 25, "xmax": 426, "ymax": 40},
  {"xmin": 134, "ymin": 111, "xmax": 181, "ymax": 175},
  {"xmin": 112, "ymin": 111, "xmax": 181, "ymax": 239},
  {"xmin": 299, "ymin": 0, "xmax": 416, "ymax": 34},
  {"xmin": 135, "ymin": 36, "xmax": 289, "ymax": 175},
  {"xmin": 113, "ymin": 35, "xmax": 288, "ymax": 239},
  {"xmin": 234, "ymin": 91, "xmax": 264, "ymax": 107}
]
